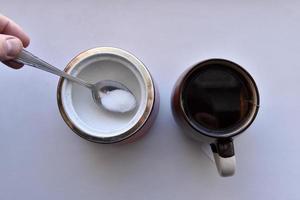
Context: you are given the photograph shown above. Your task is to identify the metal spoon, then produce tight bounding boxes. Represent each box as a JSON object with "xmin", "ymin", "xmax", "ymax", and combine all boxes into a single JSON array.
[{"xmin": 14, "ymin": 49, "xmax": 136, "ymax": 113}]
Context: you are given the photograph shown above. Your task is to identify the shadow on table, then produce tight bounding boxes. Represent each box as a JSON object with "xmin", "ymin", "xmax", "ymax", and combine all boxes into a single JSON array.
[{"xmin": 79, "ymin": 112, "xmax": 217, "ymax": 180}]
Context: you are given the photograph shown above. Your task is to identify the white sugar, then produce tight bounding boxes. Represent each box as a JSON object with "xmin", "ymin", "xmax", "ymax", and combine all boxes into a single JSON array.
[{"xmin": 101, "ymin": 89, "xmax": 136, "ymax": 113}]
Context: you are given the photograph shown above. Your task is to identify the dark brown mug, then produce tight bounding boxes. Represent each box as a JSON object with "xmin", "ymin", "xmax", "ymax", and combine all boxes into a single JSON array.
[{"xmin": 171, "ymin": 59, "xmax": 259, "ymax": 176}]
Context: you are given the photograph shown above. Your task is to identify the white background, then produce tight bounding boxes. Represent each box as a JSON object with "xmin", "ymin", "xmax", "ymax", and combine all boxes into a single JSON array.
[{"xmin": 1, "ymin": 1, "xmax": 299, "ymax": 199}]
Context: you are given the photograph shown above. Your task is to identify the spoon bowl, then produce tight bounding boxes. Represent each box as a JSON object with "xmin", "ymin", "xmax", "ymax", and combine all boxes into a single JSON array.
[{"xmin": 91, "ymin": 80, "xmax": 136, "ymax": 113}]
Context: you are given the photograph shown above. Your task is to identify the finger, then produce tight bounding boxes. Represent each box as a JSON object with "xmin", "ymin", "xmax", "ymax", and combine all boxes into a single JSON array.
[
  {"xmin": 2, "ymin": 60, "xmax": 23, "ymax": 69},
  {"xmin": 0, "ymin": 15, "xmax": 30, "ymax": 47},
  {"xmin": 0, "ymin": 34, "xmax": 23, "ymax": 61}
]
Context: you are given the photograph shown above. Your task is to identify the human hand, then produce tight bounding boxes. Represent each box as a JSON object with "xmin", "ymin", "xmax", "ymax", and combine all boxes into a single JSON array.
[{"xmin": 0, "ymin": 15, "xmax": 30, "ymax": 69}]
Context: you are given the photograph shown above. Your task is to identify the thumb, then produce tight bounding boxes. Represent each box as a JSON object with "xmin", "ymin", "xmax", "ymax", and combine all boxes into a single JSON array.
[{"xmin": 0, "ymin": 34, "xmax": 23, "ymax": 61}]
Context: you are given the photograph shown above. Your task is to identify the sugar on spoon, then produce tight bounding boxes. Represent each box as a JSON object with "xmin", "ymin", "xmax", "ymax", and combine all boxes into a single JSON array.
[{"xmin": 14, "ymin": 49, "xmax": 137, "ymax": 113}]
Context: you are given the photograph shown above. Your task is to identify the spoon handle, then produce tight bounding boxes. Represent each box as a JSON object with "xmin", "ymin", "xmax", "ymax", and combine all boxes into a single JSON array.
[{"xmin": 14, "ymin": 49, "xmax": 93, "ymax": 89}]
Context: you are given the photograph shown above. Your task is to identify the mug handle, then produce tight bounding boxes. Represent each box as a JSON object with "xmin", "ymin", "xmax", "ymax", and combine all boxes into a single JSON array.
[{"xmin": 211, "ymin": 139, "xmax": 236, "ymax": 177}]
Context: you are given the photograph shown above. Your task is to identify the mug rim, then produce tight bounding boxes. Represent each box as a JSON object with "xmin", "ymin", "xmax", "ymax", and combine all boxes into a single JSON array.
[
  {"xmin": 179, "ymin": 58, "xmax": 260, "ymax": 138},
  {"xmin": 57, "ymin": 47, "xmax": 156, "ymax": 143}
]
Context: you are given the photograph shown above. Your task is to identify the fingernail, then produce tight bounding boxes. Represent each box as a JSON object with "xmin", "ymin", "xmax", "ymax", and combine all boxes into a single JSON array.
[{"xmin": 5, "ymin": 38, "xmax": 20, "ymax": 58}]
